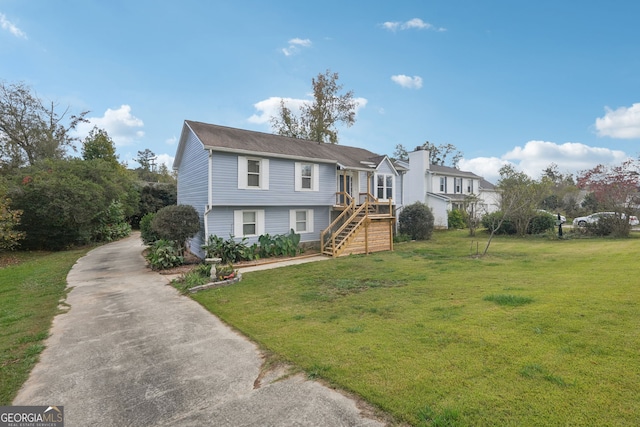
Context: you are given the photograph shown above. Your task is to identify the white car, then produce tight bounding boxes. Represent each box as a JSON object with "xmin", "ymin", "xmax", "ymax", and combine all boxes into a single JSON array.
[
  {"xmin": 573, "ymin": 212, "xmax": 639, "ymax": 227},
  {"xmin": 538, "ymin": 210, "xmax": 566, "ymax": 224}
]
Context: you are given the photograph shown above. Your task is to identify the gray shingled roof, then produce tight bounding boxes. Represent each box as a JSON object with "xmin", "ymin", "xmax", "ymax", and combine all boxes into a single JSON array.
[
  {"xmin": 181, "ymin": 120, "xmax": 383, "ymax": 171},
  {"xmin": 429, "ymin": 164, "xmax": 481, "ymax": 178}
]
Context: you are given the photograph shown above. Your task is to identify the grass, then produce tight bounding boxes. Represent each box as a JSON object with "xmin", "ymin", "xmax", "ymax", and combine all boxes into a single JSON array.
[
  {"xmin": 192, "ymin": 230, "xmax": 640, "ymax": 426},
  {"xmin": 0, "ymin": 248, "xmax": 89, "ymax": 405}
]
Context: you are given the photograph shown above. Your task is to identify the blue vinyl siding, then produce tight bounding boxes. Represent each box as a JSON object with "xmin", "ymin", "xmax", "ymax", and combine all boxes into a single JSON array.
[
  {"xmin": 211, "ymin": 151, "xmax": 335, "ymax": 206},
  {"xmin": 176, "ymin": 131, "xmax": 209, "ymax": 255},
  {"xmin": 207, "ymin": 205, "xmax": 330, "ymax": 245}
]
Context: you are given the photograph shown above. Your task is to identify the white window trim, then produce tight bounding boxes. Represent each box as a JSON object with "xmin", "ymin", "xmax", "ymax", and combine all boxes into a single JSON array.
[
  {"xmin": 289, "ymin": 209, "xmax": 314, "ymax": 233},
  {"xmin": 238, "ymin": 156, "xmax": 269, "ymax": 190},
  {"xmin": 375, "ymin": 173, "xmax": 394, "ymax": 201},
  {"xmin": 294, "ymin": 162, "xmax": 319, "ymax": 192},
  {"xmin": 233, "ymin": 209, "xmax": 265, "ymax": 237}
]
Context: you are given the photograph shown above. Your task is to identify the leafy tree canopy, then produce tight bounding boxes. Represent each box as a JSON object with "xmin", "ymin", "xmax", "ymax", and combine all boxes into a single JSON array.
[
  {"xmin": 270, "ymin": 70, "xmax": 357, "ymax": 144},
  {"xmin": 82, "ymin": 126, "xmax": 119, "ymax": 164},
  {"xmin": 0, "ymin": 81, "xmax": 88, "ymax": 172}
]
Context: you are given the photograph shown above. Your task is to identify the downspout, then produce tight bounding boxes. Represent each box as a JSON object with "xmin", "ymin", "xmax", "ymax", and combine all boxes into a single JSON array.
[{"xmin": 204, "ymin": 149, "xmax": 214, "ymax": 240}]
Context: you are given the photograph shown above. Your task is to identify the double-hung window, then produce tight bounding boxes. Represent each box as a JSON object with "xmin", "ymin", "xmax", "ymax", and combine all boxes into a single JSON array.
[
  {"xmin": 234, "ymin": 210, "xmax": 265, "ymax": 237},
  {"xmin": 455, "ymin": 178, "xmax": 462, "ymax": 193},
  {"xmin": 247, "ymin": 159, "xmax": 260, "ymax": 187},
  {"xmin": 295, "ymin": 163, "xmax": 319, "ymax": 191},
  {"xmin": 467, "ymin": 179, "xmax": 474, "ymax": 193},
  {"xmin": 439, "ymin": 177, "xmax": 447, "ymax": 192},
  {"xmin": 238, "ymin": 156, "xmax": 269, "ymax": 190},
  {"xmin": 290, "ymin": 209, "xmax": 314, "ymax": 233},
  {"xmin": 376, "ymin": 174, "xmax": 393, "ymax": 200}
]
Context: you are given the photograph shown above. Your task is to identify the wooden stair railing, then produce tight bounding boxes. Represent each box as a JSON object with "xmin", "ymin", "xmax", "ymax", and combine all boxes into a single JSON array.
[
  {"xmin": 321, "ymin": 202, "xmax": 369, "ymax": 256},
  {"xmin": 321, "ymin": 192, "xmax": 395, "ymax": 257}
]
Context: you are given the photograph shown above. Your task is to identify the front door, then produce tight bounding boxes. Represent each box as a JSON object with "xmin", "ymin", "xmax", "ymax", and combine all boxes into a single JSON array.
[{"xmin": 338, "ymin": 173, "xmax": 353, "ymax": 205}]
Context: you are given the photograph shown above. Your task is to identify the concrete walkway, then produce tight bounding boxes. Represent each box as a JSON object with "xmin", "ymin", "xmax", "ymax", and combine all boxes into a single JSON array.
[{"xmin": 13, "ymin": 234, "xmax": 386, "ymax": 427}]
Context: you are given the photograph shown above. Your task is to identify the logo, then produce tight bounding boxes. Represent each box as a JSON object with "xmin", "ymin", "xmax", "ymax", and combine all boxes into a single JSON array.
[{"xmin": 0, "ymin": 406, "xmax": 64, "ymax": 427}]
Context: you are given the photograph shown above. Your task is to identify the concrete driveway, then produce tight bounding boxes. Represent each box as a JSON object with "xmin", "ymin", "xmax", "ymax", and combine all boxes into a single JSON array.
[{"xmin": 13, "ymin": 234, "xmax": 386, "ymax": 427}]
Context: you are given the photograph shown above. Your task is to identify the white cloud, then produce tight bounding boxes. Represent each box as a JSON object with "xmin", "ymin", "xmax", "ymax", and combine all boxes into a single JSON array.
[
  {"xmin": 282, "ymin": 38, "xmax": 312, "ymax": 56},
  {"xmin": 248, "ymin": 96, "xmax": 368, "ymax": 126},
  {"xmin": 165, "ymin": 136, "xmax": 177, "ymax": 145},
  {"xmin": 0, "ymin": 13, "xmax": 27, "ymax": 39},
  {"xmin": 391, "ymin": 74, "xmax": 423, "ymax": 89},
  {"xmin": 460, "ymin": 140, "xmax": 630, "ymax": 184},
  {"xmin": 594, "ymin": 103, "xmax": 640, "ymax": 139},
  {"xmin": 381, "ymin": 18, "xmax": 446, "ymax": 32},
  {"xmin": 156, "ymin": 153, "xmax": 174, "ymax": 170},
  {"xmin": 248, "ymin": 97, "xmax": 309, "ymax": 124},
  {"xmin": 458, "ymin": 157, "xmax": 511, "ymax": 184},
  {"xmin": 77, "ymin": 105, "xmax": 144, "ymax": 146}
]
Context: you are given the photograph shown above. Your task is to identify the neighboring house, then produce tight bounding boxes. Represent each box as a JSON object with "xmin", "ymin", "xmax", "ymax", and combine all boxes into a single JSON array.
[
  {"xmin": 399, "ymin": 147, "xmax": 499, "ymax": 228},
  {"xmin": 173, "ymin": 120, "xmax": 398, "ymax": 258}
]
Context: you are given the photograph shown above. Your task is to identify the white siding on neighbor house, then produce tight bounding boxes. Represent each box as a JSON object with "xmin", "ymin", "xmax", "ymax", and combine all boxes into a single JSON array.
[
  {"xmin": 210, "ymin": 151, "xmax": 335, "ymax": 206},
  {"xmin": 206, "ymin": 205, "xmax": 330, "ymax": 245},
  {"xmin": 176, "ymin": 131, "xmax": 209, "ymax": 256},
  {"xmin": 426, "ymin": 194, "xmax": 450, "ymax": 229}
]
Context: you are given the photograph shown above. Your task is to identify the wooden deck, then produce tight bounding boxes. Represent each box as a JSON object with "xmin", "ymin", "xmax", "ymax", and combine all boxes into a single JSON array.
[{"xmin": 320, "ymin": 192, "xmax": 395, "ymax": 257}]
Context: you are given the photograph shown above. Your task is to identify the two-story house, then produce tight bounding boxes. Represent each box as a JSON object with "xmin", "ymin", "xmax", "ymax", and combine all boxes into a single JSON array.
[
  {"xmin": 399, "ymin": 147, "xmax": 499, "ymax": 228},
  {"xmin": 173, "ymin": 120, "xmax": 399, "ymax": 258}
]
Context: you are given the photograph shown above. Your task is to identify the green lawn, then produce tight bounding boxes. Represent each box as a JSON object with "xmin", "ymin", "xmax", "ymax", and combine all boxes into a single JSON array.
[
  {"xmin": 0, "ymin": 248, "xmax": 89, "ymax": 405},
  {"xmin": 192, "ymin": 231, "xmax": 640, "ymax": 426}
]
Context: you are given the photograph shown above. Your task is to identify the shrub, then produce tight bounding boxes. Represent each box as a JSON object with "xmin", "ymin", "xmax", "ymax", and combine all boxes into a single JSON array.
[
  {"xmin": 93, "ymin": 200, "xmax": 131, "ymax": 242},
  {"xmin": 0, "ymin": 196, "xmax": 24, "ymax": 251},
  {"xmin": 130, "ymin": 182, "xmax": 177, "ymax": 229},
  {"xmin": 10, "ymin": 158, "xmax": 138, "ymax": 250},
  {"xmin": 447, "ymin": 210, "xmax": 467, "ymax": 229},
  {"xmin": 151, "ymin": 204, "xmax": 200, "ymax": 253},
  {"xmin": 258, "ymin": 230, "xmax": 301, "ymax": 257},
  {"xmin": 584, "ymin": 215, "xmax": 617, "ymax": 237},
  {"xmin": 203, "ymin": 235, "xmax": 256, "ymax": 264},
  {"xmin": 146, "ymin": 239, "xmax": 183, "ymax": 270},
  {"xmin": 528, "ymin": 212, "xmax": 556, "ymax": 234},
  {"xmin": 140, "ymin": 212, "xmax": 159, "ymax": 244},
  {"xmin": 398, "ymin": 202, "xmax": 434, "ymax": 240},
  {"xmin": 481, "ymin": 211, "xmax": 516, "ymax": 235}
]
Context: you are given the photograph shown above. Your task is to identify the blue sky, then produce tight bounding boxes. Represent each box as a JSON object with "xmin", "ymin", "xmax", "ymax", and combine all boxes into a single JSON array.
[{"xmin": 2, "ymin": 0, "xmax": 639, "ymax": 183}]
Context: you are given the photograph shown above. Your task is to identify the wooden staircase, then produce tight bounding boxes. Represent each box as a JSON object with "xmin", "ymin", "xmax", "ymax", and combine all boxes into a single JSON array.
[{"xmin": 320, "ymin": 193, "xmax": 395, "ymax": 257}]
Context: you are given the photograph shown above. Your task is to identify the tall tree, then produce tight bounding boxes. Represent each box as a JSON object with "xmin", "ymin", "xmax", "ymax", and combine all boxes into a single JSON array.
[
  {"xmin": 420, "ymin": 141, "xmax": 463, "ymax": 168},
  {"xmin": 135, "ymin": 149, "xmax": 157, "ymax": 181},
  {"xmin": 270, "ymin": 70, "xmax": 357, "ymax": 144},
  {"xmin": 540, "ymin": 163, "xmax": 579, "ymax": 215},
  {"xmin": 0, "ymin": 81, "xmax": 88, "ymax": 171},
  {"xmin": 81, "ymin": 126, "xmax": 119, "ymax": 164},
  {"xmin": 392, "ymin": 144, "xmax": 409, "ymax": 161}
]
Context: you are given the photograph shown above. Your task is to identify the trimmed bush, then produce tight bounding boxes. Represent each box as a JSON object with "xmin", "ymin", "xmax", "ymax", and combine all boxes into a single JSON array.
[
  {"xmin": 398, "ymin": 202, "xmax": 434, "ymax": 240},
  {"xmin": 151, "ymin": 204, "xmax": 200, "ymax": 253}
]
